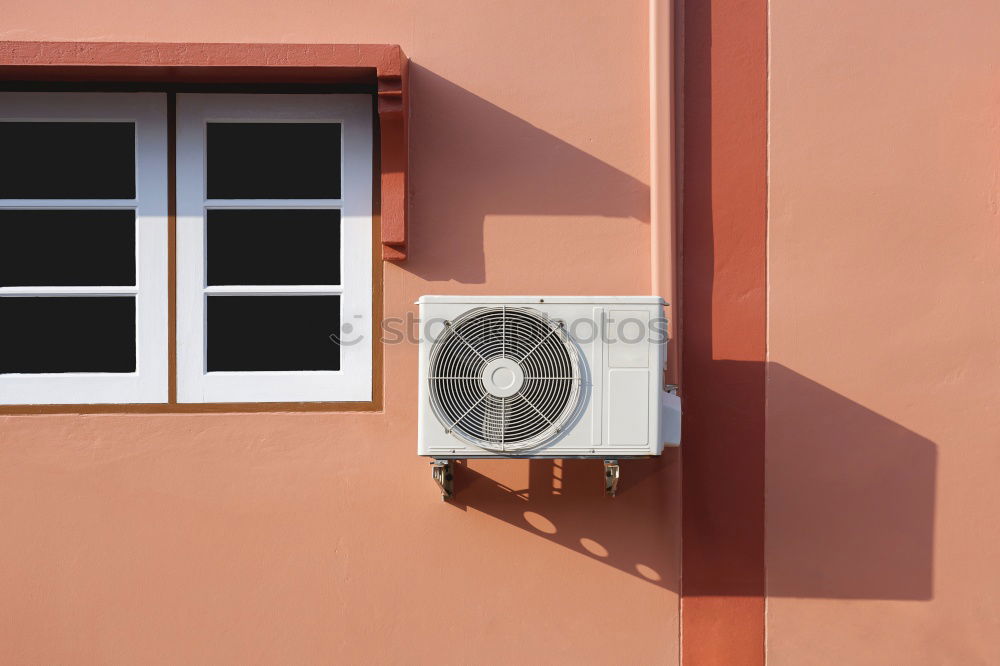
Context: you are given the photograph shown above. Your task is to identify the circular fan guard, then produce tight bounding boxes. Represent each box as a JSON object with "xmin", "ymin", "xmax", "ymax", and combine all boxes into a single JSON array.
[{"xmin": 428, "ymin": 306, "xmax": 582, "ymax": 452}]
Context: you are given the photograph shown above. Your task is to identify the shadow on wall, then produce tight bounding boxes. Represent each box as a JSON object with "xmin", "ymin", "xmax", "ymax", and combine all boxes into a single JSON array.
[
  {"xmin": 446, "ymin": 362, "xmax": 935, "ymax": 600},
  {"xmin": 765, "ymin": 363, "xmax": 936, "ymax": 600},
  {"xmin": 450, "ymin": 453, "xmax": 681, "ymax": 589},
  {"xmin": 403, "ymin": 63, "xmax": 935, "ymax": 600},
  {"xmin": 403, "ymin": 63, "xmax": 651, "ymax": 284},
  {"xmin": 674, "ymin": 0, "xmax": 934, "ymax": 605}
]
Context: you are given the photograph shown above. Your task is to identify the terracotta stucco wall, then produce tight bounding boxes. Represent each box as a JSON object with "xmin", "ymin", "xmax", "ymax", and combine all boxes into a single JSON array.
[
  {"xmin": 768, "ymin": 1, "xmax": 1000, "ymax": 663},
  {"xmin": 0, "ymin": 2, "xmax": 681, "ymax": 664}
]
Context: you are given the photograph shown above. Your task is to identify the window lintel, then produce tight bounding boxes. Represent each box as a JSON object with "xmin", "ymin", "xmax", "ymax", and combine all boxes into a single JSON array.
[{"xmin": 0, "ymin": 40, "xmax": 410, "ymax": 260}]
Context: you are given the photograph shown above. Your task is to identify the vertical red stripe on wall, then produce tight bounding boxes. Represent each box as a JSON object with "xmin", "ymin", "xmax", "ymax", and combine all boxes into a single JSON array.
[{"xmin": 680, "ymin": 0, "xmax": 768, "ymax": 662}]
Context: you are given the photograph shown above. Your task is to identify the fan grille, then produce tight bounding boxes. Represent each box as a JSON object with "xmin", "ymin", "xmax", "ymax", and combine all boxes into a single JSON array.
[{"xmin": 428, "ymin": 306, "xmax": 581, "ymax": 452}]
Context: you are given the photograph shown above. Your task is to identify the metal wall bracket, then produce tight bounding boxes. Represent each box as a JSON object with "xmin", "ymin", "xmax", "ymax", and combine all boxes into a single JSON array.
[
  {"xmin": 431, "ymin": 460, "xmax": 453, "ymax": 500},
  {"xmin": 604, "ymin": 459, "xmax": 620, "ymax": 497}
]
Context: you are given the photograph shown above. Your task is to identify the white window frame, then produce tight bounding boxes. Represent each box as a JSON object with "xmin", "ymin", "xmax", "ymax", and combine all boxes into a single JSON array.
[
  {"xmin": 175, "ymin": 94, "xmax": 373, "ymax": 403},
  {"xmin": 0, "ymin": 92, "xmax": 169, "ymax": 405}
]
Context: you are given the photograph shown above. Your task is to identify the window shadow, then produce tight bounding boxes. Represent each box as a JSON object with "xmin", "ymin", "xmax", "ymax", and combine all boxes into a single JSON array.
[{"xmin": 403, "ymin": 63, "xmax": 651, "ymax": 284}]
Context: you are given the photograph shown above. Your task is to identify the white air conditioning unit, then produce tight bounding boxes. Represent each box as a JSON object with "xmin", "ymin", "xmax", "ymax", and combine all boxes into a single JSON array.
[{"xmin": 417, "ymin": 296, "xmax": 680, "ymax": 496}]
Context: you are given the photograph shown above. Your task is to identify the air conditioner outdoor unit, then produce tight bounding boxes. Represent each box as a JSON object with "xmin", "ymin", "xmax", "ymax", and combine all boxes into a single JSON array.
[{"xmin": 417, "ymin": 296, "xmax": 681, "ymax": 497}]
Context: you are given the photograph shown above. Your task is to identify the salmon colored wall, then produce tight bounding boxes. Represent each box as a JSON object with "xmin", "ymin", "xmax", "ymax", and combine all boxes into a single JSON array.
[
  {"xmin": 768, "ymin": 1, "xmax": 1000, "ymax": 663},
  {"xmin": 0, "ymin": 2, "xmax": 681, "ymax": 664}
]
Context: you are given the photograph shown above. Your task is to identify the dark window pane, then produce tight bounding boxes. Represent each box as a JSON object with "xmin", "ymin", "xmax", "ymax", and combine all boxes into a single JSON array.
[
  {"xmin": 207, "ymin": 123, "xmax": 341, "ymax": 199},
  {"xmin": 207, "ymin": 209, "xmax": 340, "ymax": 285},
  {"xmin": 0, "ymin": 210, "xmax": 135, "ymax": 287},
  {"xmin": 0, "ymin": 122, "xmax": 135, "ymax": 199},
  {"xmin": 207, "ymin": 295, "xmax": 340, "ymax": 371},
  {"xmin": 0, "ymin": 297, "xmax": 135, "ymax": 373}
]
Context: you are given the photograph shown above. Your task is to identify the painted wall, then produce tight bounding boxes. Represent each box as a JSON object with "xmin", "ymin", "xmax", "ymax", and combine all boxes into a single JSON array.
[
  {"xmin": 768, "ymin": 1, "xmax": 1000, "ymax": 663},
  {"xmin": 680, "ymin": 0, "xmax": 768, "ymax": 662},
  {"xmin": 0, "ymin": 2, "xmax": 682, "ymax": 664}
]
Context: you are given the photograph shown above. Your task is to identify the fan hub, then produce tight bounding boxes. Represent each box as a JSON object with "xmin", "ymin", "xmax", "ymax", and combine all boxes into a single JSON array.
[{"xmin": 481, "ymin": 358, "xmax": 524, "ymax": 398}]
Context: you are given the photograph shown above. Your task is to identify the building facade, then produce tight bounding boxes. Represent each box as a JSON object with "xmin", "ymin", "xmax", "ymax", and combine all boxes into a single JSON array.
[{"xmin": 1, "ymin": 1, "xmax": 998, "ymax": 664}]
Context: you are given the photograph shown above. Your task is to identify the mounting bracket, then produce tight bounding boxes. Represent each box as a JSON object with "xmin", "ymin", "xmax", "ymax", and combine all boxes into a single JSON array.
[
  {"xmin": 431, "ymin": 460, "xmax": 453, "ymax": 500},
  {"xmin": 429, "ymin": 458, "xmax": 622, "ymax": 498},
  {"xmin": 604, "ymin": 459, "xmax": 620, "ymax": 497}
]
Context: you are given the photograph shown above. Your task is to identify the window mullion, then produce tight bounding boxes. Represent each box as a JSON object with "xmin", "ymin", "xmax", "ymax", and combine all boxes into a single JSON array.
[
  {"xmin": 0, "ymin": 200, "xmax": 138, "ymax": 209},
  {"xmin": 203, "ymin": 199, "xmax": 342, "ymax": 208},
  {"xmin": 0, "ymin": 286, "xmax": 139, "ymax": 296},
  {"xmin": 203, "ymin": 285, "xmax": 344, "ymax": 295}
]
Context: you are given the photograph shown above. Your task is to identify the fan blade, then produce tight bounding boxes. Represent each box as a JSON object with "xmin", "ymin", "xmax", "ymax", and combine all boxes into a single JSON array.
[{"xmin": 477, "ymin": 396, "xmax": 507, "ymax": 450}]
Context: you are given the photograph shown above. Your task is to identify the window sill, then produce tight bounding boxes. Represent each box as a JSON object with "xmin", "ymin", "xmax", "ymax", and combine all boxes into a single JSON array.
[{"xmin": 0, "ymin": 401, "xmax": 382, "ymax": 415}]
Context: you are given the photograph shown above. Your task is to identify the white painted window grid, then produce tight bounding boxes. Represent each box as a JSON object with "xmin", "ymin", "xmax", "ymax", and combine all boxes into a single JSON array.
[
  {"xmin": 0, "ymin": 92, "xmax": 169, "ymax": 405},
  {"xmin": 174, "ymin": 94, "xmax": 373, "ymax": 403}
]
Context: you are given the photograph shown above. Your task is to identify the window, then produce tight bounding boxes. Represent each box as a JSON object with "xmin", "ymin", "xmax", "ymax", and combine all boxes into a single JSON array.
[
  {"xmin": 0, "ymin": 92, "xmax": 373, "ymax": 406},
  {"xmin": 0, "ymin": 93, "xmax": 168, "ymax": 405},
  {"xmin": 176, "ymin": 94, "xmax": 372, "ymax": 403}
]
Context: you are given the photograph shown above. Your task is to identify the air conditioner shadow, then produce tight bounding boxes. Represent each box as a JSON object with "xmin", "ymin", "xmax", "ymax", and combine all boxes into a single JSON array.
[
  {"xmin": 443, "ymin": 362, "xmax": 936, "ymax": 600},
  {"xmin": 764, "ymin": 362, "xmax": 936, "ymax": 600},
  {"xmin": 447, "ymin": 451, "xmax": 680, "ymax": 590}
]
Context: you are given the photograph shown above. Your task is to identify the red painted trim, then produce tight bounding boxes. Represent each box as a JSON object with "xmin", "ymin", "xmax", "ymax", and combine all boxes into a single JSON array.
[
  {"xmin": 0, "ymin": 40, "xmax": 410, "ymax": 260},
  {"xmin": 679, "ymin": 0, "xmax": 767, "ymax": 663},
  {"xmin": 376, "ymin": 56, "xmax": 408, "ymax": 260}
]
